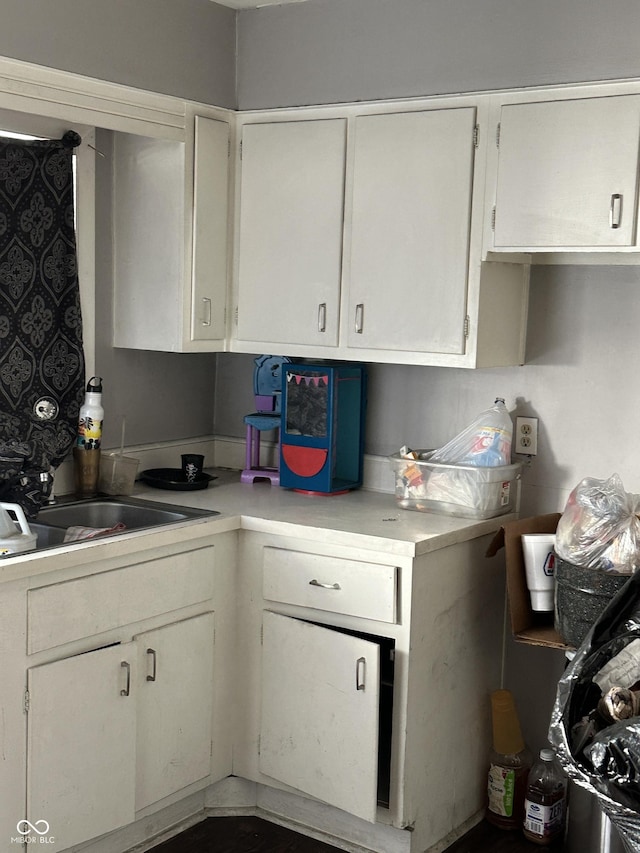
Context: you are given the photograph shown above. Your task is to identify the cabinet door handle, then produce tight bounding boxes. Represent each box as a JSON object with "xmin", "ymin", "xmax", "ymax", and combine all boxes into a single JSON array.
[
  {"xmin": 120, "ymin": 661, "xmax": 131, "ymax": 696},
  {"xmin": 355, "ymin": 303, "xmax": 364, "ymax": 334},
  {"xmin": 146, "ymin": 648, "xmax": 157, "ymax": 682},
  {"xmin": 318, "ymin": 302, "xmax": 327, "ymax": 333},
  {"xmin": 356, "ymin": 657, "xmax": 366, "ymax": 691},
  {"xmin": 610, "ymin": 193, "xmax": 623, "ymax": 229},
  {"xmin": 309, "ymin": 578, "xmax": 341, "ymax": 590},
  {"xmin": 202, "ymin": 297, "xmax": 212, "ymax": 326}
]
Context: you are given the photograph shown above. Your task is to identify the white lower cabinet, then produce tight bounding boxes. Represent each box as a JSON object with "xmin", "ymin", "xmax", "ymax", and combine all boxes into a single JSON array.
[
  {"xmin": 236, "ymin": 530, "xmax": 505, "ymax": 853},
  {"xmin": 2, "ymin": 518, "xmax": 503, "ymax": 853},
  {"xmin": 260, "ymin": 611, "xmax": 381, "ymax": 823},
  {"xmin": 27, "ymin": 642, "xmax": 137, "ymax": 850},
  {"xmin": 27, "ymin": 612, "xmax": 215, "ymax": 850},
  {"xmin": 2, "ymin": 532, "xmax": 237, "ymax": 853},
  {"xmin": 135, "ymin": 613, "xmax": 215, "ymax": 811}
]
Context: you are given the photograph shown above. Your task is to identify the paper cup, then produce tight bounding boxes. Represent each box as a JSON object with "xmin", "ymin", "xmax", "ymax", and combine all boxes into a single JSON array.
[{"xmin": 521, "ymin": 533, "xmax": 556, "ymax": 611}]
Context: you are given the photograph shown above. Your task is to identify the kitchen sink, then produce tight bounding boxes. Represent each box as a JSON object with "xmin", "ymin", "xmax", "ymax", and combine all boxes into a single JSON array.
[
  {"xmin": 30, "ymin": 522, "xmax": 68, "ymax": 549},
  {"xmin": 31, "ymin": 496, "xmax": 219, "ymax": 550}
]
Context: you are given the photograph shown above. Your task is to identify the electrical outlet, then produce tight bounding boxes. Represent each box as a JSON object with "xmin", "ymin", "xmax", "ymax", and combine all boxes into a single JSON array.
[{"xmin": 515, "ymin": 416, "xmax": 539, "ymax": 455}]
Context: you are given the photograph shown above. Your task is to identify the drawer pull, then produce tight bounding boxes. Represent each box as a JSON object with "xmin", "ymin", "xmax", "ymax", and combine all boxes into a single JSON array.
[
  {"xmin": 354, "ymin": 303, "xmax": 364, "ymax": 334},
  {"xmin": 356, "ymin": 656, "xmax": 366, "ymax": 691},
  {"xmin": 318, "ymin": 302, "xmax": 327, "ymax": 333},
  {"xmin": 146, "ymin": 647, "xmax": 157, "ymax": 682},
  {"xmin": 120, "ymin": 661, "xmax": 131, "ymax": 696},
  {"xmin": 309, "ymin": 578, "xmax": 341, "ymax": 590},
  {"xmin": 202, "ymin": 297, "xmax": 212, "ymax": 326},
  {"xmin": 610, "ymin": 193, "xmax": 623, "ymax": 229}
]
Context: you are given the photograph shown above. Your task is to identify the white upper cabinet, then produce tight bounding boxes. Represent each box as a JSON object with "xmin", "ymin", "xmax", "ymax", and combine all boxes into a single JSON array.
[
  {"xmin": 235, "ymin": 119, "xmax": 346, "ymax": 349},
  {"xmin": 191, "ymin": 116, "xmax": 232, "ymax": 344},
  {"xmin": 493, "ymin": 95, "xmax": 640, "ymax": 250},
  {"xmin": 113, "ymin": 109, "xmax": 231, "ymax": 352},
  {"xmin": 233, "ymin": 104, "xmax": 529, "ymax": 368},
  {"xmin": 345, "ymin": 108, "xmax": 475, "ymax": 355}
]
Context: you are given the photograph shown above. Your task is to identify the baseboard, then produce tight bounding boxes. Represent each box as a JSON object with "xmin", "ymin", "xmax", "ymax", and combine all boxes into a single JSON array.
[
  {"xmin": 52, "ymin": 435, "xmax": 395, "ymax": 497},
  {"xmin": 211, "ymin": 435, "xmax": 395, "ymax": 494},
  {"xmin": 52, "ymin": 436, "xmax": 219, "ymax": 497}
]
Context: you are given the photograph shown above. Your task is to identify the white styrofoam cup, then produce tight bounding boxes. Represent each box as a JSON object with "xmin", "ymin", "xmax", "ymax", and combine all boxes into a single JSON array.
[{"xmin": 521, "ymin": 533, "xmax": 557, "ymax": 611}]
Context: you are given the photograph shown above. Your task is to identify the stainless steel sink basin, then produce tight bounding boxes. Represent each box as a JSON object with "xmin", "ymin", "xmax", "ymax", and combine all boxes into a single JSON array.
[
  {"xmin": 30, "ymin": 522, "xmax": 68, "ymax": 549},
  {"xmin": 31, "ymin": 496, "xmax": 219, "ymax": 550}
]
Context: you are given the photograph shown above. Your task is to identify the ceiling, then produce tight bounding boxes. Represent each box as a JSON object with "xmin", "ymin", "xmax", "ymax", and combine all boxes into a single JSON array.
[{"xmin": 214, "ymin": 0, "xmax": 309, "ymax": 9}]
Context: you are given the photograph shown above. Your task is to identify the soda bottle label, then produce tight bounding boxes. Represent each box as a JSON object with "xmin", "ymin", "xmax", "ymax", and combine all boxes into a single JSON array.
[
  {"xmin": 523, "ymin": 797, "xmax": 565, "ymax": 839},
  {"xmin": 488, "ymin": 765, "xmax": 515, "ymax": 816}
]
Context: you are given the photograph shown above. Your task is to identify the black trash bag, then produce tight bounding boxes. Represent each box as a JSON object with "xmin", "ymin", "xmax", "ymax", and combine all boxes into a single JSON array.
[
  {"xmin": 0, "ymin": 438, "xmax": 54, "ymax": 519},
  {"xmin": 549, "ymin": 571, "xmax": 640, "ymax": 852}
]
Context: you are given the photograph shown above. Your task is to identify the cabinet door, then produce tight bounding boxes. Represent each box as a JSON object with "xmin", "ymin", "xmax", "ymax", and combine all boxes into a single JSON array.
[
  {"xmin": 135, "ymin": 612, "xmax": 215, "ymax": 810},
  {"xmin": 236, "ymin": 119, "xmax": 346, "ymax": 348},
  {"xmin": 113, "ymin": 134, "xmax": 185, "ymax": 350},
  {"xmin": 494, "ymin": 96, "xmax": 640, "ymax": 248},
  {"xmin": 27, "ymin": 643, "xmax": 136, "ymax": 850},
  {"xmin": 346, "ymin": 108, "xmax": 476, "ymax": 355},
  {"xmin": 260, "ymin": 611, "xmax": 380, "ymax": 823},
  {"xmin": 191, "ymin": 116, "xmax": 229, "ymax": 343}
]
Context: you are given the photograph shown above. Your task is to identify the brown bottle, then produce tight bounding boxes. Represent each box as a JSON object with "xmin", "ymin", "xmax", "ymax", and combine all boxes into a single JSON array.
[{"xmin": 486, "ymin": 689, "xmax": 533, "ymax": 830}]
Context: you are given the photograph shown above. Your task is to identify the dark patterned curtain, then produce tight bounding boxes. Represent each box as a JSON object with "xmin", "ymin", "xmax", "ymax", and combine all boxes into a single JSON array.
[{"xmin": 0, "ymin": 132, "xmax": 85, "ymax": 516}]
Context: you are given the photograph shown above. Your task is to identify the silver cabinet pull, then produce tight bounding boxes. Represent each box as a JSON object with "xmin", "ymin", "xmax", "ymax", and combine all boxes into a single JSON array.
[
  {"xmin": 610, "ymin": 193, "xmax": 623, "ymax": 229},
  {"xmin": 146, "ymin": 648, "xmax": 157, "ymax": 682},
  {"xmin": 356, "ymin": 657, "xmax": 366, "ymax": 691},
  {"xmin": 202, "ymin": 297, "xmax": 212, "ymax": 326},
  {"xmin": 318, "ymin": 302, "xmax": 327, "ymax": 333},
  {"xmin": 309, "ymin": 578, "xmax": 341, "ymax": 590},
  {"xmin": 355, "ymin": 303, "xmax": 364, "ymax": 334},
  {"xmin": 120, "ymin": 661, "xmax": 131, "ymax": 696}
]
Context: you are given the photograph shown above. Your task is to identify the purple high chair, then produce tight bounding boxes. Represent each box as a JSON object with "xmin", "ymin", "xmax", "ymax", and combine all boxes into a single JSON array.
[{"xmin": 241, "ymin": 355, "xmax": 290, "ymax": 485}]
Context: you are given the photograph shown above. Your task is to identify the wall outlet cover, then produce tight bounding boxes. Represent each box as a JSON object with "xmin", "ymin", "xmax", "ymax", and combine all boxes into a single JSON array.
[{"xmin": 515, "ymin": 416, "xmax": 538, "ymax": 455}]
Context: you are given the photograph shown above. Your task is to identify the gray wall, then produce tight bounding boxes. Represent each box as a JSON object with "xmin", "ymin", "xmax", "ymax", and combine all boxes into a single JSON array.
[
  {"xmin": 232, "ymin": 0, "xmax": 640, "ymax": 755},
  {"xmin": 2, "ymin": 0, "xmax": 236, "ymax": 108},
  {"xmin": 0, "ymin": 0, "xmax": 236, "ymax": 449},
  {"xmin": 237, "ymin": 0, "xmax": 640, "ymax": 109}
]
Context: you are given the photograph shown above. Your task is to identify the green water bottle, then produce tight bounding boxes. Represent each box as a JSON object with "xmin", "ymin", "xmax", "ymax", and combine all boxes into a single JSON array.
[{"xmin": 486, "ymin": 689, "xmax": 533, "ymax": 830}]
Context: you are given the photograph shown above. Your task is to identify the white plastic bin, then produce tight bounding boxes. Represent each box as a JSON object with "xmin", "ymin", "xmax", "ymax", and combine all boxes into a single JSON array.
[{"xmin": 389, "ymin": 451, "xmax": 521, "ymax": 519}]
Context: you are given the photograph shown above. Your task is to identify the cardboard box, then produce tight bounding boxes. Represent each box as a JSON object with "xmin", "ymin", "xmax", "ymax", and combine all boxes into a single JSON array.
[{"xmin": 487, "ymin": 512, "xmax": 568, "ymax": 649}]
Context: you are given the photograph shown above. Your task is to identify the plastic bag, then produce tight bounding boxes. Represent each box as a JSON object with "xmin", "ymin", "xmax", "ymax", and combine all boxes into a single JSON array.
[
  {"xmin": 555, "ymin": 475, "xmax": 640, "ymax": 574},
  {"xmin": 429, "ymin": 398, "xmax": 512, "ymax": 467},
  {"xmin": 0, "ymin": 439, "xmax": 54, "ymax": 520},
  {"xmin": 549, "ymin": 571, "xmax": 640, "ymax": 852}
]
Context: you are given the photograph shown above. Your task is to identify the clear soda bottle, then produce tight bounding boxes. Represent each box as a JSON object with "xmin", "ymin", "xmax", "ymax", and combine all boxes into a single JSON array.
[
  {"xmin": 523, "ymin": 748, "xmax": 567, "ymax": 845},
  {"xmin": 486, "ymin": 689, "xmax": 533, "ymax": 830}
]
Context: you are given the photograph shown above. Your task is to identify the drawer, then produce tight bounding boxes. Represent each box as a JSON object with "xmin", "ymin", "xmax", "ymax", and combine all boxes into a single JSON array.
[
  {"xmin": 263, "ymin": 547, "xmax": 397, "ymax": 623},
  {"xmin": 28, "ymin": 546, "xmax": 214, "ymax": 653}
]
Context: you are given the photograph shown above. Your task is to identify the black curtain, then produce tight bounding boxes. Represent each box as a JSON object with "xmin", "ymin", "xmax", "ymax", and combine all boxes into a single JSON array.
[{"xmin": 0, "ymin": 133, "xmax": 85, "ymax": 515}]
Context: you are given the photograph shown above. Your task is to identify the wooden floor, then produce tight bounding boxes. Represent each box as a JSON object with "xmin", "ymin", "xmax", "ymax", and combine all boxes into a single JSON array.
[{"xmin": 149, "ymin": 815, "xmax": 562, "ymax": 852}]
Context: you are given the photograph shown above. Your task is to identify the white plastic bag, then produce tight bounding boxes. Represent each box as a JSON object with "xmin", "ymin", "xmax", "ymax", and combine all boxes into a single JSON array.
[
  {"xmin": 429, "ymin": 398, "xmax": 513, "ymax": 467},
  {"xmin": 555, "ymin": 474, "xmax": 640, "ymax": 574}
]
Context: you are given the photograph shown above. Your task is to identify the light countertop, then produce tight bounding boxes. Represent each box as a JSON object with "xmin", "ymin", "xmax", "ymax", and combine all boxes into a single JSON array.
[
  {"xmin": 0, "ymin": 469, "xmax": 515, "ymax": 583},
  {"xmin": 132, "ymin": 467, "xmax": 514, "ymax": 558}
]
